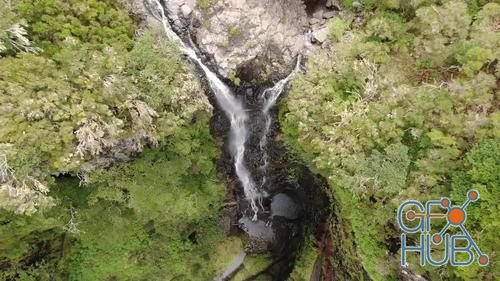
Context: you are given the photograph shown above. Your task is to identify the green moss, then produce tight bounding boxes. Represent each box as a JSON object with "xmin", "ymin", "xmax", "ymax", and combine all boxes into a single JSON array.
[
  {"xmin": 197, "ymin": 0, "xmax": 217, "ymax": 11},
  {"xmin": 287, "ymin": 238, "xmax": 319, "ymax": 281},
  {"xmin": 228, "ymin": 26, "xmax": 242, "ymax": 41},
  {"xmin": 211, "ymin": 236, "xmax": 245, "ymax": 274},
  {"xmin": 233, "ymin": 255, "xmax": 273, "ymax": 281},
  {"xmin": 228, "ymin": 70, "xmax": 241, "ymax": 86}
]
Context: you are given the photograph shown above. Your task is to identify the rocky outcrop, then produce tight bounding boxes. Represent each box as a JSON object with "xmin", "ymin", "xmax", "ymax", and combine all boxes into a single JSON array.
[
  {"xmin": 195, "ymin": 0, "xmax": 308, "ymax": 83},
  {"xmin": 156, "ymin": 0, "xmax": 342, "ymax": 83}
]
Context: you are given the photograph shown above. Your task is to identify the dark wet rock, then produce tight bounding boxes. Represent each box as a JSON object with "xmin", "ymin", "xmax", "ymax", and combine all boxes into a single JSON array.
[
  {"xmin": 220, "ymin": 204, "xmax": 239, "ymax": 235},
  {"xmin": 271, "ymin": 193, "xmax": 303, "ymax": 220},
  {"xmin": 323, "ymin": 10, "xmax": 337, "ymax": 19},
  {"xmin": 239, "ymin": 216, "xmax": 274, "ymax": 242}
]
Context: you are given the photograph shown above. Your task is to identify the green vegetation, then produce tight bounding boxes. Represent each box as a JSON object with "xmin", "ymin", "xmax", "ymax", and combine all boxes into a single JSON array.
[
  {"xmin": 1, "ymin": 132, "xmax": 227, "ymax": 280},
  {"xmin": 281, "ymin": 1, "xmax": 499, "ymax": 280},
  {"xmin": 287, "ymin": 238, "xmax": 318, "ymax": 281},
  {"xmin": 228, "ymin": 26, "xmax": 242, "ymax": 41},
  {"xmin": 2, "ymin": 0, "xmax": 498, "ymax": 280},
  {"xmin": 197, "ymin": 0, "xmax": 218, "ymax": 11},
  {"xmin": 0, "ymin": 0, "xmax": 209, "ymax": 214},
  {"xmin": 228, "ymin": 70, "xmax": 242, "ymax": 86},
  {"xmin": 0, "ymin": 1, "xmax": 231, "ymax": 279},
  {"xmin": 233, "ymin": 255, "xmax": 272, "ymax": 281},
  {"xmin": 16, "ymin": 0, "xmax": 134, "ymax": 55},
  {"xmin": 65, "ymin": 123, "xmax": 225, "ymax": 281}
]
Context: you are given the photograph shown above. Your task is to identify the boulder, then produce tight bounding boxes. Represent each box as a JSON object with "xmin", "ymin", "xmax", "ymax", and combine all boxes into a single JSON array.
[
  {"xmin": 180, "ymin": 4, "xmax": 192, "ymax": 17},
  {"xmin": 309, "ymin": 18, "xmax": 321, "ymax": 25},
  {"xmin": 312, "ymin": 26, "xmax": 329, "ymax": 43},
  {"xmin": 239, "ymin": 216, "xmax": 274, "ymax": 241},
  {"xmin": 323, "ymin": 11, "xmax": 336, "ymax": 19},
  {"xmin": 312, "ymin": 9, "xmax": 324, "ymax": 19},
  {"xmin": 271, "ymin": 193, "xmax": 302, "ymax": 220}
]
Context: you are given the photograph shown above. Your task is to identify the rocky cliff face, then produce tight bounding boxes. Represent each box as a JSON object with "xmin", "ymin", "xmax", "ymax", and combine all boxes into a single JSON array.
[
  {"xmin": 195, "ymin": 0, "xmax": 307, "ymax": 83},
  {"xmin": 161, "ymin": 0, "xmax": 340, "ymax": 84}
]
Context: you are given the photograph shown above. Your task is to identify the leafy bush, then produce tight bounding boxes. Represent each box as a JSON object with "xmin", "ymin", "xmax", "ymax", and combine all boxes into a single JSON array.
[
  {"xmin": 328, "ymin": 18, "xmax": 350, "ymax": 40},
  {"xmin": 1, "ymin": 117, "xmax": 227, "ymax": 280},
  {"xmin": 0, "ymin": 20, "xmax": 209, "ymax": 213},
  {"xmin": 16, "ymin": 0, "xmax": 134, "ymax": 55},
  {"xmin": 0, "ymin": 0, "xmax": 232, "ymax": 278},
  {"xmin": 65, "ymin": 118, "xmax": 225, "ymax": 281}
]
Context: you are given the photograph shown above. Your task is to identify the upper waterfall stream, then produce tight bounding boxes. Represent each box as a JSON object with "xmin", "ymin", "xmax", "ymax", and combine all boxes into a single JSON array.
[{"xmin": 148, "ymin": 0, "xmax": 302, "ymax": 221}]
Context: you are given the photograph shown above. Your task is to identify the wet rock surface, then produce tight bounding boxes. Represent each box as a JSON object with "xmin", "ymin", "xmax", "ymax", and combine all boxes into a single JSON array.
[
  {"xmin": 208, "ymin": 81, "xmax": 337, "ymax": 280},
  {"xmin": 239, "ymin": 216, "xmax": 274, "ymax": 242},
  {"xmin": 271, "ymin": 193, "xmax": 303, "ymax": 220}
]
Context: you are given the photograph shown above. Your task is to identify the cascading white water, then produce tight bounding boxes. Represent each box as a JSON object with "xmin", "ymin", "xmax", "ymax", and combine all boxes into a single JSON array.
[
  {"xmin": 148, "ymin": 0, "xmax": 263, "ymax": 217},
  {"xmin": 148, "ymin": 0, "xmax": 301, "ymax": 221},
  {"xmin": 258, "ymin": 57, "xmax": 302, "ymax": 188}
]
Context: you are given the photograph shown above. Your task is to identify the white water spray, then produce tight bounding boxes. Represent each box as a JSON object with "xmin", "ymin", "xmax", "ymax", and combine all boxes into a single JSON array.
[{"xmin": 258, "ymin": 57, "xmax": 302, "ymax": 188}]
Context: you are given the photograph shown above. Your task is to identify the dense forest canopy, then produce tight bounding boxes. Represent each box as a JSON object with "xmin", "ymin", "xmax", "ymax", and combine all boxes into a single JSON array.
[
  {"xmin": 1, "ymin": 0, "xmax": 231, "ymax": 279},
  {"xmin": 0, "ymin": 0, "xmax": 498, "ymax": 280},
  {"xmin": 282, "ymin": 0, "xmax": 499, "ymax": 280}
]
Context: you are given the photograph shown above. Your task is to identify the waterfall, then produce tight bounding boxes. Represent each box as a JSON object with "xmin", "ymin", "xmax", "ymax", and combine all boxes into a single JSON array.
[
  {"xmin": 148, "ymin": 0, "xmax": 301, "ymax": 220},
  {"xmin": 258, "ymin": 56, "xmax": 302, "ymax": 188}
]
